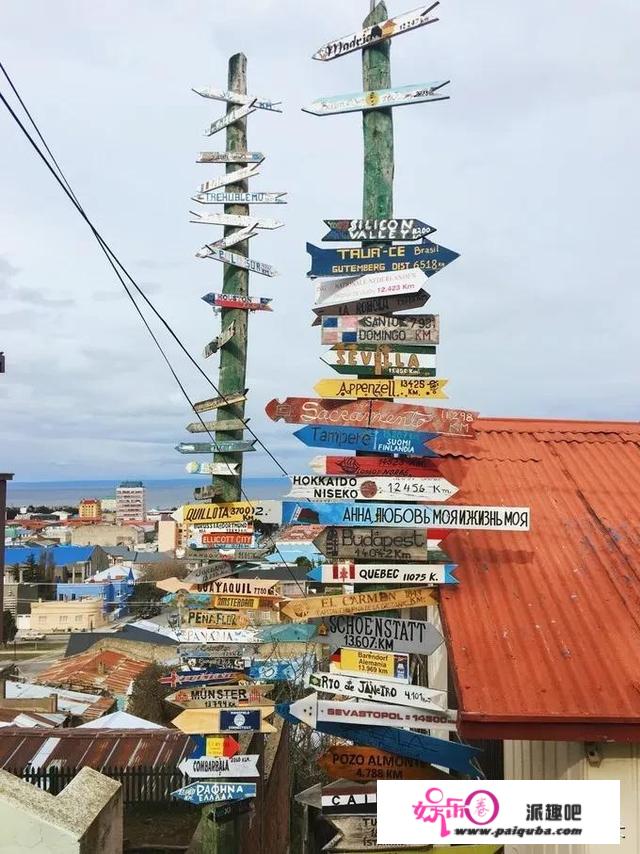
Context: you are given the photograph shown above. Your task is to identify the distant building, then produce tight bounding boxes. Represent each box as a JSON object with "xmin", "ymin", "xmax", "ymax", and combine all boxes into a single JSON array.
[
  {"xmin": 70, "ymin": 524, "xmax": 143, "ymax": 549},
  {"xmin": 157, "ymin": 520, "xmax": 178, "ymax": 553},
  {"xmin": 78, "ymin": 498, "xmax": 101, "ymax": 522},
  {"xmin": 115, "ymin": 481, "xmax": 146, "ymax": 525},
  {"xmin": 4, "ymin": 545, "xmax": 108, "ymax": 583},
  {"xmin": 30, "ymin": 598, "xmax": 107, "ymax": 633},
  {"xmin": 56, "ymin": 576, "xmax": 134, "ymax": 617},
  {"xmin": 3, "ymin": 582, "xmax": 39, "ymax": 617}
]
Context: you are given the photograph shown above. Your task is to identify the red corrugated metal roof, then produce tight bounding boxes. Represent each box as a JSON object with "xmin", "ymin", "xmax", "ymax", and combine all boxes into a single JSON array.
[
  {"xmin": 36, "ymin": 650, "xmax": 150, "ymax": 696},
  {"xmin": 437, "ymin": 417, "xmax": 640, "ymax": 742}
]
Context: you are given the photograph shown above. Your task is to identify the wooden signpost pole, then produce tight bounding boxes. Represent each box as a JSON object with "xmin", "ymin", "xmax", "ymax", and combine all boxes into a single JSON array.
[{"xmin": 213, "ymin": 53, "xmax": 251, "ymax": 502}]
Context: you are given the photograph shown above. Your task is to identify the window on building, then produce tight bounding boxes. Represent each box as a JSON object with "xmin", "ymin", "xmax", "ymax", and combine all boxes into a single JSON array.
[
  {"xmin": 38, "ymin": 617, "xmax": 46, "ymax": 624},
  {"xmin": 59, "ymin": 615, "xmax": 68, "ymax": 624},
  {"xmin": 75, "ymin": 615, "xmax": 82, "ymax": 622}
]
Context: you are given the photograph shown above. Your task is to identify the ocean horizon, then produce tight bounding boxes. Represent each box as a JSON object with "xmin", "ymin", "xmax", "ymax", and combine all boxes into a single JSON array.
[{"xmin": 7, "ymin": 477, "xmax": 289, "ymax": 510}]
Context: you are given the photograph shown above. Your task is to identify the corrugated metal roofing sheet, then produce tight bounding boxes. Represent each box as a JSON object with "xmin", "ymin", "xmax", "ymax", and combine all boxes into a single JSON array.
[
  {"xmin": 36, "ymin": 650, "xmax": 149, "ymax": 696},
  {"xmin": 436, "ymin": 417, "xmax": 640, "ymax": 741}
]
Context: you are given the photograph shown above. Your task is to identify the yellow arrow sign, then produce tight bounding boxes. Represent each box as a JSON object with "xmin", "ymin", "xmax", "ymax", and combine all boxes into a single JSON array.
[
  {"xmin": 280, "ymin": 587, "xmax": 438, "ymax": 623},
  {"xmin": 177, "ymin": 501, "xmax": 255, "ymax": 526},
  {"xmin": 206, "ymin": 594, "xmax": 282, "ymax": 611},
  {"xmin": 172, "ymin": 707, "xmax": 276, "ymax": 735},
  {"xmin": 313, "ymin": 378, "xmax": 448, "ymax": 400},
  {"xmin": 185, "ymin": 610, "xmax": 251, "ymax": 629}
]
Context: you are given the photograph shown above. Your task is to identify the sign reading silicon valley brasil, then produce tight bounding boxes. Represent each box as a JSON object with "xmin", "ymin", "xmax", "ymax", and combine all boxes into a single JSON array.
[
  {"xmin": 282, "ymin": 500, "xmax": 530, "ymax": 530},
  {"xmin": 172, "ymin": 781, "xmax": 256, "ymax": 805},
  {"xmin": 309, "ymin": 560, "xmax": 457, "ymax": 584},
  {"xmin": 280, "ymin": 587, "xmax": 437, "ymax": 622},
  {"xmin": 192, "ymin": 86, "xmax": 282, "ymax": 112},
  {"xmin": 308, "ymin": 672, "xmax": 448, "ymax": 712},
  {"xmin": 172, "ymin": 708, "xmax": 276, "ymax": 735},
  {"xmin": 288, "ymin": 694, "xmax": 456, "ymax": 733},
  {"xmin": 179, "ymin": 755, "xmax": 259, "ymax": 779},
  {"xmin": 293, "ymin": 425, "xmax": 439, "ymax": 457},
  {"xmin": 166, "ymin": 685, "xmax": 273, "ymax": 710},
  {"xmin": 319, "ymin": 746, "xmax": 448, "ymax": 783},
  {"xmin": 322, "ymin": 218, "xmax": 436, "ymax": 242},
  {"xmin": 331, "ymin": 648, "xmax": 410, "ymax": 683},
  {"xmin": 276, "ymin": 703, "xmax": 481, "ymax": 776},
  {"xmin": 313, "ymin": 3, "xmax": 440, "ymax": 60},
  {"xmin": 190, "ymin": 211, "xmax": 283, "ymax": 229},
  {"xmin": 308, "ymin": 241, "xmax": 458, "ymax": 279},
  {"xmin": 266, "ymin": 398, "xmax": 476, "ymax": 437},
  {"xmin": 314, "ymin": 377, "xmax": 448, "ymax": 400},
  {"xmin": 192, "ymin": 191, "xmax": 287, "ymax": 205},
  {"xmin": 313, "ymin": 290, "xmax": 430, "ymax": 318},
  {"xmin": 317, "ymin": 615, "xmax": 443, "ymax": 656},
  {"xmin": 197, "ymin": 245, "xmax": 278, "ymax": 277},
  {"xmin": 322, "ymin": 347, "xmax": 436, "ymax": 378},
  {"xmin": 288, "ymin": 474, "xmax": 457, "ymax": 502},
  {"xmin": 321, "ymin": 313, "xmax": 440, "ymax": 346},
  {"xmin": 176, "ymin": 441, "xmax": 255, "ymax": 454},
  {"xmin": 313, "ymin": 527, "xmax": 447, "ymax": 562},
  {"xmin": 303, "ymin": 81, "xmax": 450, "ymax": 116}
]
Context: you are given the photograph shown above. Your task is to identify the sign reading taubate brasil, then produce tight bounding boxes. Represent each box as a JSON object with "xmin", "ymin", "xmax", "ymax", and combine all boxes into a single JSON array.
[
  {"xmin": 322, "ymin": 218, "xmax": 436, "ymax": 242},
  {"xmin": 309, "ymin": 672, "xmax": 448, "ymax": 712},
  {"xmin": 283, "ymin": 501, "xmax": 531, "ymax": 531},
  {"xmin": 317, "ymin": 614, "xmax": 444, "ymax": 656},
  {"xmin": 280, "ymin": 587, "xmax": 438, "ymax": 622},
  {"xmin": 309, "ymin": 561, "xmax": 457, "ymax": 585},
  {"xmin": 321, "ymin": 313, "xmax": 440, "ymax": 346},
  {"xmin": 308, "ymin": 240, "xmax": 459, "ymax": 279},
  {"xmin": 293, "ymin": 425, "xmax": 440, "ymax": 457},
  {"xmin": 288, "ymin": 474, "xmax": 458, "ymax": 502},
  {"xmin": 303, "ymin": 81, "xmax": 450, "ymax": 116}
]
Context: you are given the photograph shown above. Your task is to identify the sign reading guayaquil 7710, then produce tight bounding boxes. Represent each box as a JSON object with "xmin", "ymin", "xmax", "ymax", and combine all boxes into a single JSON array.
[{"xmin": 307, "ymin": 241, "xmax": 459, "ymax": 279}]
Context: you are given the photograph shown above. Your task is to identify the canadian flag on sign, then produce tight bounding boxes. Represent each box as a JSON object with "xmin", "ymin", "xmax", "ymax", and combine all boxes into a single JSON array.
[{"xmin": 332, "ymin": 563, "xmax": 355, "ymax": 581}]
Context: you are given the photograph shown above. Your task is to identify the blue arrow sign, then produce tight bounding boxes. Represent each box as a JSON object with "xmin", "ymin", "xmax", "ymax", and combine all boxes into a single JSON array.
[
  {"xmin": 306, "ymin": 240, "xmax": 459, "ymax": 279},
  {"xmin": 172, "ymin": 781, "xmax": 256, "ymax": 805},
  {"xmin": 257, "ymin": 623, "xmax": 318, "ymax": 643},
  {"xmin": 293, "ymin": 424, "xmax": 439, "ymax": 457},
  {"xmin": 249, "ymin": 654, "xmax": 316, "ymax": 682},
  {"xmin": 276, "ymin": 703, "xmax": 481, "ymax": 777}
]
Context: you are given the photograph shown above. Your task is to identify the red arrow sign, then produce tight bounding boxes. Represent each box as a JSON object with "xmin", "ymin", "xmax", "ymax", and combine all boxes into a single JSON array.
[{"xmin": 309, "ymin": 454, "xmax": 442, "ymax": 478}]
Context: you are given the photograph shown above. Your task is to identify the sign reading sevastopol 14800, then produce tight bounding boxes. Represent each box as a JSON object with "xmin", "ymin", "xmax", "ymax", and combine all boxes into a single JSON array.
[{"xmin": 282, "ymin": 501, "xmax": 530, "ymax": 531}]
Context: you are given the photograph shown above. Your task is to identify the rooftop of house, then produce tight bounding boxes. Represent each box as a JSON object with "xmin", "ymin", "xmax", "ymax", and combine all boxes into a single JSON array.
[
  {"xmin": 4, "ymin": 545, "xmax": 100, "ymax": 566},
  {"xmin": 36, "ymin": 649, "xmax": 150, "ymax": 696}
]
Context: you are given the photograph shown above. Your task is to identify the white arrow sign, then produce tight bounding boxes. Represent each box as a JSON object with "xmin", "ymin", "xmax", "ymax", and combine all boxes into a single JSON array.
[
  {"xmin": 287, "ymin": 475, "xmax": 457, "ymax": 503},
  {"xmin": 205, "ymin": 102, "xmax": 256, "ymax": 136},
  {"xmin": 185, "ymin": 462, "xmax": 239, "ymax": 476},
  {"xmin": 197, "ymin": 164, "xmax": 261, "ymax": 193},
  {"xmin": 192, "ymin": 87, "xmax": 282, "ymax": 113},
  {"xmin": 289, "ymin": 693, "xmax": 457, "ymax": 732},
  {"xmin": 308, "ymin": 671, "xmax": 447, "ymax": 712},
  {"xmin": 312, "ymin": 562, "xmax": 457, "ymax": 585},
  {"xmin": 196, "ymin": 245, "xmax": 278, "ymax": 277},
  {"xmin": 207, "ymin": 226, "xmax": 259, "ymax": 251},
  {"xmin": 179, "ymin": 755, "xmax": 259, "ymax": 779},
  {"xmin": 314, "ymin": 268, "xmax": 427, "ymax": 309},
  {"xmin": 189, "ymin": 212, "xmax": 284, "ymax": 230},
  {"xmin": 173, "ymin": 627, "xmax": 261, "ymax": 644},
  {"xmin": 192, "ymin": 191, "xmax": 287, "ymax": 205}
]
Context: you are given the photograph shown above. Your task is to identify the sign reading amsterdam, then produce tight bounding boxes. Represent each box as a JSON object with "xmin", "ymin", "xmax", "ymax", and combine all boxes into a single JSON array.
[
  {"xmin": 318, "ymin": 614, "xmax": 444, "ymax": 656},
  {"xmin": 308, "ymin": 240, "xmax": 459, "ymax": 278},
  {"xmin": 293, "ymin": 425, "xmax": 440, "ymax": 457},
  {"xmin": 321, "ymin": 313, "xmax": 440, "ymax": 345},
  {"xmin": 322, "ymin": 218, "xmax": 436, "ymax": 242},
  {"xmin": 280, "ymin": 587, "xmax": 437, "ymax": 622},
  {"xmin": 283, "ymin": 501, "xmax": 531, "ymax": 531}
]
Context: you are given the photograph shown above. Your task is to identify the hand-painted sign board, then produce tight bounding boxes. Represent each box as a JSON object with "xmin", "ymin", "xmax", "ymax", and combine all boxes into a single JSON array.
[
  {"xmin": 212, "ymin": 799, "xmax": 254, "ymax": 824},
  {"xmin": 166, "ymin": 685, "xmax": 273, "ymax": 710},
  {"xmin": 208, "ymin": 226, "xmax": 259, "ymax": 251},
  {"xmin": 189, "ymin": 735, "xmax": 240, "ymax": 759},
  {"xmin": 186, "ymin": 420, "xmax": 247, "ymax": 434},
  {"xmin": 303, "ymin": 81, "xmax": 450, "ymax": 116},
  {"xmin": 205, "ymin": 103, "xmax": 256, "ymax": 136},
  {"xmin": 172, "ymin": 781, "xmax": 256, "ymax": 804},
  {"xmin": 184, "ymin": 562, "xmax": 235, "ymax": 585},
  {"xmin": 197, "ymin": 245, "xmax": 278, "ymax": 277},
  {"xmin": 323, "ymin": 218, "xmax": 436, "ymax": 242},
  {"xmin": 323, "ymin": 814, "xmax": 466, "ymax": 853},
  {"xmin": 159, "ymin": 670, "xmax": 245, "ymax": 688},
  {"xmin": 202, "ymin": 321, "xmax": 236, "ymax": 359},
  {"xmin": 322, "ymin": 347, "xmax": 436, "ymax": 378},
  {"xmin": 186, "ymin": 462, "xmax": 239, "ymax": 477},
  {"xmin": 266, "ymin": 398, "xmax": 476, "ymax": 437},
  {"xmin": 197, "ymin": 163, "xmax": 260, "ymax": 192},
  {"xmin": 192, "ymin": 87, "xmax": 281, "ymax": 112},
  {"xmin": 176, "ymin": 440, "xmax": 255, "ymax": 454},
  {"xmin": 186, "ymin": 611, "xmax": 250, "ymax": 629},
  {"xmin": 249, "ymin": 654, "xmax": 316, "ymax": 682},
  {"xmin": 317, "ymin": 615, "xmax": 443, "ymax": 656},
  {"xmin": 312, "ymin": 526, "xmax": 446, "ymax": 562},
  {"xmin": 174, "ymin": 628, "xmax": 261, "ymax": 644},
  {"xmin": 308, "ymin": 240, "xmax": 458, "ymax": 279},
  {"xmin": 319, "ymin": 746, "xmax": 448, "ymax": 783},
  {"xmin": 193, "ymin": 390, "xmax": 248, "ymax": 414},
  {"xmin": 276, "ymin": 704, "xmax": 482, "ymax": 776},
  {"xmin": 312, "ymin": 290, "xmax": 430, "ymax": 319},
  {"xmin": 308, "ymin": 672, "xmax": 447, "ymax": 712},
  {"xmin": 174, "ymin": 502, "xmax": 254, "ymax": 526},
  {"xmin": 310, "ymin": 455, "xmax": 441, "ymax": 477},
  {"xmin": 296, "ymin": 781, "xmax": 377, "ymax": 815},
  {"xmin": 194, "ymin": 532, "xmax": 255, "ymax": 548},
  {"xmin": 199, "ymin": 578, "xmax": 280, "ymax": 597},
  {"xmin": 309, "ymin": 561, "xmax": 457, "ymax": 584},
  {"xmin": 313, "ymin": 377, "xmax": 448, "ymax": 400},
  {"xmin": 290, "ymin": 475, "xmax": 457, "ymax": 503},
  {"xmin": 196, "ymin": 151, "xmax": 264, "ymax": 164},
  {"xmin": 202, "ymin": 293, "xmax": 273, "ymax": 312},
  {"xmin": 331, "ymin": 648, "xmax": 410, "ymax": 683},
  {"xmin": 321, "ymin": 313, "xmax": 440, "ymax": 346},
  {"xmin": 205, "ymin": 593, "xmax": 282, "ymax": 611},
  {"xmin": 172, "ymin": 707, "xmax": 276, "ymax": 735},
  {"xmin": 283, "ymin": 501, "xmax": 530, "ymax": 531},
  {"xmin": 280, "ymin": 587, "xmax": 437, "ymax": 622},
  {"xmin": 179, "ymin": 755, "xmax": 259, "ymax": 779},
  {"xmin": 313, "ymin": 3, "xmax": 440, "ymax": 61},
  {"xmin": 192, "ymin": 191, "xmax": 287, "ymax": 205},
  {"xmin": 292, "ymin": 425, "xmax": 439, "ymax": 457},
  {"xmin": 289, "ymin": 693, "xmax": 456, "ymax": 732},
  {"xmin": 190, "ymin": 211, "xmax": 283, "ymax": 229},
  {"xmin": 314, "ymin": 267, "xmax": 426, "ymax": 304}
]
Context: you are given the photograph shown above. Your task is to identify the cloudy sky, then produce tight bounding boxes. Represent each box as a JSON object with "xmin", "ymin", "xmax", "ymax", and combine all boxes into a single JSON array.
[{"xmin": 1, "ymin": 0, "xmax": 638, "ymax": 483}]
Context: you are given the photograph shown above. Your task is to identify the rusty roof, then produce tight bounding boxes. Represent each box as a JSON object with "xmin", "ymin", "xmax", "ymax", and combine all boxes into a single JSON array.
[
  {"xmin": 36, "ymin": 650, "xmax": 150, "ymax": 696},
  {"xmin": 0, "ymin": 729, "xmax": 194, "ymax": 772},
  {"xmin": 435, "ymin": 417, "xmax": 640, "ymax": 742}
]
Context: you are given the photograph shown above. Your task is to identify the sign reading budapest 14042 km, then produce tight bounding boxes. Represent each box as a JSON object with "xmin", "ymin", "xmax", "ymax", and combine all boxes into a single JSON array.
[
  {"xmin": 293, "ymin": 425, "xmax": 440, "ymax": 457},
  {"xmin": 303, "ymin": 81, "xmax": 450, "ymax": 116},
  {"xmin": 314, "ymin": 377, "xmax": 448, "ymax": 400},
  {"xmin": 313, "ymin": 527, "xmax": 448, "ymax": 562},
  {"xmin": 322, "ymin": 218, "xmax": 436, "ymax": 242},
  {"xmin": 288, "ymin": 474, "xmax": 457, "ymax": 502},
  {"xmin": 307, "ymin": 240, "xmax": 459, "ymax": 278},
  {"xmin": 321, "ymin": 313, "xmax": 440, "ymax": 345},
  {"xmin": 313, "ymin": 3, "xmax": 440, "ymax": 60}
]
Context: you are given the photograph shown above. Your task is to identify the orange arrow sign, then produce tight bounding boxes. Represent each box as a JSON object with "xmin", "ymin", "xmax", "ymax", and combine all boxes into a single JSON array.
[{"xmin": 280, "ymin": 587, "xmax": 437, "ymax": 622}]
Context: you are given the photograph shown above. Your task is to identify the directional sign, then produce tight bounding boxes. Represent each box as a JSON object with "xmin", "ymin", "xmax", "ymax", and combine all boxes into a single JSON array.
[
  {"xmin": 313, "ymin": 378, "xmax": 448, "ymax": 400},
  {"xmin": 276, "ymin": 704, "xmax": 482, "ymax": 776},
  {"xmin": 296, "ymin": 780, "xmax": 377, "ymax": 815},
  {"xmin": 201, "ymin": 578, "xmax": 280, "ymax": 597},
  {"xmin": 205, "ymin": 103, "xmax": 256, "ymax": 136},
  {"xmin": 314, "ymin": 267, "xmax": 426, "ymax": 304},
  {"xmin": 176, "ymin": 440, "xmax": 255, "ymax": 454},
  {"xmin": 193, "ymin": 390, "xmax": 248, "ymax": 414},
  {"xmin": 313, "ymin": 527, "xmax": 446, "ymax": 562},
  {"xmin": 166, "ymin": 684, "xmax": 273, "ymax": 710},
  {"xmin": 174, "ymin": 502, "xmax": 254, "ymax": 526},
  {"xmin": 192, "ymin": 86, "xmax": 282, "ymax": 112},
  {"xmin": 310, "ymin": 455, "xmax": 443, "ymax": 477},
  {"xmin": 313, "ymin": 289, "xmax": 430, "ymax": 319},
  {"xmin": 322, "ymin": 218, "xmax": 436, "ymax": 242},
  {"xmin": 249, "ymin": 654, "xmax": 316, "ymax": 682},
  {"xmin": 207, "ymin": 226, "xmax": 259, "ymax": 251},
  {"xmin": 186, "ymin": 463, "xmax": 239, "ymax": 478},
  {"xmin": 186, "ymin": 611, "xmax": 250, "ymax": 629},
  {"xmin": 303, "ymin": 81, "xmax": 450, "ymax": 116},
  {"xmin": 257, "ymin": 623, "xmax": 318, "ymax": 643},
  {"xmin": 266, "ymin": 398, "xmax": 476, "ymax": 437},
  {"xmin": 293, "ymin": 425, "xmax": 439, "ymax": 457},
  {"xmin": 321, "ymin": 313, "xmax": 440, "ymax": 346},
  {"xmin": 197, "ymin": 245, "xmax": 278, "ymax": 277},
  {"xmin": 212, "ymin": 799, "xmax": 254, "ymax": 824},
  {"xmin": 323, "ymin": 815, "xmax": 459, "ymax": 853},
  {"xmin": 184, "ymin": 561, "xmax": 235, "ymax": 585},
  {"xmin": 197, "ymin": 164, "xmax": 260, "ymax": 192},
  {"xmin": 308, "ymin": 672, "xmax": 448, "ymax": 712},
  {"xmin": 291, "ymin": 475, "xmax": 457, "ymax": 503},
  {"xmin": 194, "ymin": 485, "xmax": 226, "ymax": 501},
  {"xmin": 196, "ymin": 151, "xmax": 264, "ymax": 164},
  {"xmin": 192, "ymin": 191, "xmax": 287, "ymax": 205},
  {"xmin": 202, "ymin": 293, "xmax": 273, "ymax": 312},
  {"xmin": 173, "ymin": 627, "xmax": 261, "ymax": 644},
  {"xmin": 284, "ymin": 500, "xmax": 530, "ymax": 531},
  {"xmin": 313, "ymin": 3, "xmax": 440, "ymax": 61},
  {"xmin": 186, "ymin": 419, "xmax": 247, "ymax": 434},
  {"xmin": 331, "ymin": 649, "xmax": 410, "ymax": 683},
  {"xmin": 190, "ymin": 211, "xmax": 283, "ymax": 229},
  {"xmin": 308, "ymin": 240, "xmax": 458, "ymax": 279},
  {"xmin": 202, "ymin": 321, "xmax": 236, "ymax": 359},
  {"xmin": 172, "ymin": 707, "xmax": 276, "ymax": 735},
  {"xmin": 317, "ymin": 615, "xmax": 443, "ymax": 656},
  {"xmin": 309, "ymin": 561, "xmax": 457, "ymax": 585},
  {"xmin": 172, "ymin": 781, "xmax": 256, "ymax": 805},
  {"xmin": 191, "ymin": 532, "xmax": 255, "ymax": 548},
  {"xmin": 319, "ymin": 746, "xmax": 447, "ymax": 784},
  {"xmin": 279, "ymin": 587, "xmax": 437, "ymax": 622},
  {"xmin": 183, "ymin": 549, "xmax": 271, "ymax": 564},
  {"xmin": 179, "ymin": 754, "xmax": 259, "ymax": 779},
  {"xmin": 206, "ymin": 594, "xmax": 282, "ymax": 611},
  {"xmin": 322, "ymin": 346, "xmax": 436, "ymax": 378},
  {"xmin": 159, "ymin": 670, "xmax": 246, "ymax": 689},
  {"xmin": 289, "ymin": 694, "xmax": 456, "ymax": 732}
]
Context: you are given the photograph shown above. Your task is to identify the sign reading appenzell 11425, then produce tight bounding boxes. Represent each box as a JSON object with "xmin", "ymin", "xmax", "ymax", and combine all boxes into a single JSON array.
[
  {"xmin": 197, "ymin": 245, "xmax": 278, "ymax": 277},
  {"xmin": 313, "ymin": 2, "xmax": 440, "ymax": 61},
  {"xmin": 321, "ymin": 313, "xmax": 440, "ymax": 345},
  {"xmin": 313, "ymin": 527, "xmax": 447, "ymax": 562},
  {"xmin": 265, "ymin": 398, "xmax": 477, "ymax": 437},
  {"xmin": 292, "ymin": 425, "xmax": 440, "ymax": 457},
  {"xmin": 322, "ymin": 218, "xmax": 436, "ymax": 242},
  {"xmin": 314, "ymin": 377, "xmax": 448, "ymax": 400},
  {"xmin": 307, "ymin": 240, "xmax": 459, "ymax": 279},
  {"xmin": 303, "ymin": 81, "xmax": 450, "ymax": 116}
]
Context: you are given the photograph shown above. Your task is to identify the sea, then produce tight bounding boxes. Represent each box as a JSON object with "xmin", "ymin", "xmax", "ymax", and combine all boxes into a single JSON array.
[{"xmin": 7, "ymin": 478, "xmax": 288, "ymax": 510}]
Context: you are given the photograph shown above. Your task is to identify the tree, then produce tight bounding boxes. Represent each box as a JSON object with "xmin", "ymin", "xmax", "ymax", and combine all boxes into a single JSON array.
[
  {"xmin": 127, "ymin": 663, "xmax": 174, "ymax": 725},
  {"xmin": 23, "ymin": 553, "xmax": 46, "ymax": 584},
  {"xmin": 2, "ymin": 610, "xmax": 17, "ymax": 646}
]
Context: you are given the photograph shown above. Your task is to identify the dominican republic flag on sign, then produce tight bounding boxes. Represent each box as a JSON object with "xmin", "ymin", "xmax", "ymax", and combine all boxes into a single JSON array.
[
  {"xmin": 321, "ymin": 316, "xmax": 358, "ymax": 344},
  {"xmin": 332, "ymin": 562, "xmax": 356, "ymax": 581}
]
